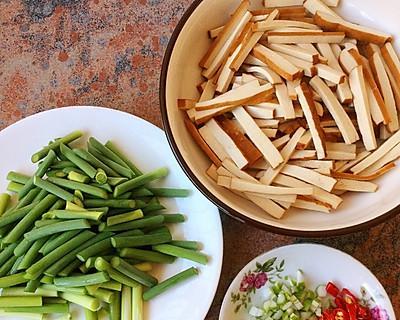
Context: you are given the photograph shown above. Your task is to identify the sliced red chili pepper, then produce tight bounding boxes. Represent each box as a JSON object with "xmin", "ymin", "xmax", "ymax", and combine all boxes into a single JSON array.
[
  {"xmin": 335, "ymin": 296, "xmax": 346, "ymax": 309},
  {"xmin": 321, "ymin": 310, "xmax": 335, "ymax": 320},
  {"xmin": 326, "ymin": 282, "xmax": 340, "ymax": 297},
  {"xmin": 346, "ymin": 302, "xmax": 358, "ymax": 320},
  {"xmin": 341, "ymin": 288, "xmax": 358, "ymax": 305},
  {"xmin": 332, "ymin": 308, "xmax": 349, "ymax": 320}
]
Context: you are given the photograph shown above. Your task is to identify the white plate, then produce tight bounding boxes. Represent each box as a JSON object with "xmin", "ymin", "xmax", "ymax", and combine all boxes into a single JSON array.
[
  {"xmin": 162, "ymin": 0, "xmax": 400, "ymax": 234},
  {"xmin": 219, "ymin": 244, "xmax": 395, "ymax": 320},
  {"xmin": 0, "ymin": 106, "xmax": 223, "ymax": 320}
]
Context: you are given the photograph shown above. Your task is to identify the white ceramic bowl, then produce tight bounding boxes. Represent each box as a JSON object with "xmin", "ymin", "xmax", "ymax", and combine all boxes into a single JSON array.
[{"xmin": 160, "ymin": 0, "xmax": 400, "ymax": 236}]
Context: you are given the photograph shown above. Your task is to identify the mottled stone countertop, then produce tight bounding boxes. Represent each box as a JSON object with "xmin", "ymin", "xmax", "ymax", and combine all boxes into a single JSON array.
[{"xmin": 0, "ymin": 0, "xmax": 399, "ymax": 318}]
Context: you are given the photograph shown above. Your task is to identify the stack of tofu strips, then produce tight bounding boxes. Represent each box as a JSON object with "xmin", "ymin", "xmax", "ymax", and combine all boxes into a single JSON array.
[{"xmin": 178, "ymin": 0, "xmax": 400, "ymax": 219}]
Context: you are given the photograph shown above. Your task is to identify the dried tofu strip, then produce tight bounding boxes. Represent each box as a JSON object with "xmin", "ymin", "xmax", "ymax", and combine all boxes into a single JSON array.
[
  {"xmin": 370, "ymin": 52, "xmax": 399, "ymax": 132},
  {"xmin": 219, "ymin": 118, "xmax": 264, "ymax": 166},
  {"xmin": 348, "ymin": 65, "xmax": 377, "ymax": 150},
  {"xmin": 326, "ymin": 142, "xmax": 356, "ymax": 153},
  {"xmin": 290, "ymin": 160, "xmax": 333, "ymax": 171},
  {"xmin": 313, "ymin": 11, "xmax": 392, "ymax": 45},
  {"xmin": 326, "ymin": 151, "xmax": 356, "ymax": 160},
  {"xmin": 206, "ymin": 164, "xmax": 219, "ymax": 181},
  {"xmin": 332, "ymin": 162, "xmax": 395, "ymax": 181},
  {"xmin": 255, "ymin": 20, "xmax": 321, "ymax": 32},
  {"xmin": 381, "ymin": 43, "xmax": 400, "ymax": 86},
  {"xmin": 268, "ymin": 44, "xmax": 320, "ymax": 63},
  {"xmin": 231, "ymin": 31, "xmax": 265, "ymax": 72},
  {"xmin": 334, "ymin": 179, "xmax": 378, "ymax": 192},
  {"xmin": 252, "ymin": 14, "xmax": 269, "ymax": 22},
  {"xmin": 218, "ymin": 161, "xmax": 286, "ymax": 218},
  {"xmin": 200, "ymin": 1, "xmax": 251, "ymax": 72},
  {"xmin": 204, "ymin": 119, "xmax": 249, "ymax": 168},
  {"xmin": 298, "ymin": 43, "xmax": 328, "ymax": 63},
  {"xmin": 281, "ymin": 164, "xmax": 337, "ymax": 191},
  {"xmin": 217, "ymin": 44, "xmax": 242, "ymax": 93},
  {"xmin": 273, "ymin": 134, "xmax": 292, "ymax": 149},
  {"xmin": 350, "ymin": 129, "xmax": 400, "ymax": 174},
  {"xmin": 177, "ymin": 99, "xmax": 196, "ymax": 110},
  {"xmin": 186, "ymin": 108, "xmax": 196, "ymax": 122},
  {"xmin": 246, "ymin": 192, "xmax": 297, "ymax": 203},
  {"xmin": 357, "ymin": 54, "xmax": 390, "ymax": 124},
  {"xmin": 244, "ymin": 193, "xmax": 286, "ymax": 218},
  {"xmin": 292, "ymin": 198, "xmax": 331, "ymax": 213},
  {"xmin": 203, "ymin": 12, "xmax": 253, "ymax": 79},
  {"xmin": 244, "ymin": 54, "xmax": 268, "ymax": 66},
  {"xmin": 274, "ymin": 173, "xmax": 343, "ymax": 208},
  {"xmin": 264, "ymin": 0, "xmax": 304, "ymax": 7},
  {"xmin": 195, "ymin": 81, "xmax": 272, "ymax": 110},
  {"xmin": 208, "ymin": 26, "xmax": 224, "ymax": 39},
  {"xmin": 222, "ymin": 159, "xmax": 258, "ymax": 182},
  {"xmin": 276, "ymin": 52, "xmax": 317, "ymax": 77},
  {"xmin": 267, "ymin": 31, "xmax": 346, "ymax": 44},
  {"xmin": 291, "ymin": 150, "xmax": 317, "ymax": 160},
  {"xmin": 296, "ymin": 130, "xmax": 312, "ymax": 150},
  {"xmin": 310, "ymin": 76, "xmax": 359, "ymax": 143},
  {"xmin": 360, "ymin": 143, "xmax": 400, "ymax": 175},
  {"xmin": 245, "ymin": 105, "xmax": 275, "ymax": 119},
  {"xmin": 198, "ymin": 123, "xmax": 231, "ymax": 162},
  {"xmin": 242, "ymin": 65, "xmax": 283, "ymax": 84},
  {"xmin": 319, "ymin": 43, "xmax": 353, "ymax": 103},
  {"xmin": 255, "ymin": 119, "xmax": 280, "ymax": 128},
  {"xmin": 287, "ymin": 79, "xmax": 301, "ymax": 99},
  {"xmin": 262, "ymin": 128, "xmax": 278, "ymax": 138},
  {"xmin": 260, "ymin": 127, "xmax": 305, "ymax": 185},
  {"xmin": 195, "ymin": 104, "xmax": 240, "ymax": 125},
  {"xmin": 199, "ymin": 80, "xmax": 217, "ymax": 102},
  {"xmin": 222, "ymin": 176, "xmax": 313, "ymax": 195},
  {"xmin": 217, "ymin": 165, "xmax": 235, "ymax": 178},
  {"xmin": 383, "ymin": 61, "xmax": 400, "ymax": 108},
  {"xmin": 253, "ymin": 44, "xmax": 304, "ymax": 81},
  {"xmin": 185, "ymin": 117, "xmax": 222, "ymax": 166},
  {"xmin": 231, "ymin": 11, "xmax": 280, "ymax": 72},
  {"xmin": 339, "ymin": 48, "xmax": 361, "ymax": 75},
  {"xmin": 303, "ymin": 0, "xmax": 341, "ymax": 18},
  {"xmin": 252, "ymin": 7, "xmax": 306, "ymax": 16},
  {"xmin": 296, "ymin": 82, "xmax": 327, "ymax": 159},
  {"xmin": 275, "ymin": 83, "xmax": 296, "ymax": 119},
  {"xmin": 232, "ymin": 107, "xmax": 284, "ymax": 168},
  {"xmin": 380, "ymin": 124, "xmax": 392, "ymax": 140},
  {"xmin": 267, "ymin": 27, "xmax": 323, "ymax": 34},
  {"xmin": 335, "ymin": 150, "xmax": 370, "ymax": 173},
  {"xmin": 316, "ymin": 64, "xmax": 345, "ymax": 84}
]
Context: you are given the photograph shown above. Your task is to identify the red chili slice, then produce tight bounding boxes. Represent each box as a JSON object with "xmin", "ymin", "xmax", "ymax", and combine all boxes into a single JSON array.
[
  {"xmin": 335, "ymin": 296, "xmax": 346, "ymax": 309},
  {"xmin": 333, "ymin": 308, "xmax": 350, "ymax": 320},
  {"xmin": 341, "ymin": 288, "xmax": 358, "ymax": 304},
  {"xmin": 326, "ymin": 282, "xmax": 340, "ymax": 297},
  {"xmin": 345, "ymin": 303, "xmax": 358, "ymax": 320}
]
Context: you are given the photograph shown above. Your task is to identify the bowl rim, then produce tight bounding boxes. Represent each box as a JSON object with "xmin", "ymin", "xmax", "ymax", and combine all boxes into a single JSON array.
[{"xmin": 159, "ymin": 0, "xmax": 400, "ymax": 237}]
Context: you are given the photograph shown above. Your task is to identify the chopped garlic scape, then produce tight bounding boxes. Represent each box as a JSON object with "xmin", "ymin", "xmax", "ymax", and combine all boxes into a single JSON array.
[{"xmin": 248, "ymin": 270, "xmax": 332, "ymax": 320}]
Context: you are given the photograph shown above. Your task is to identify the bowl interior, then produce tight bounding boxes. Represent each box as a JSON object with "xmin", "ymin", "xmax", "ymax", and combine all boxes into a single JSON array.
[{"xmin": 163, "ymin": 0, "xmax": 400, "ymax": 234}]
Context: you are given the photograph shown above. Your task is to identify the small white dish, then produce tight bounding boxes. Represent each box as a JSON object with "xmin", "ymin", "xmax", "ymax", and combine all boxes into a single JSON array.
[
  {"xmin": 0, "ymin": 106, "xmax": 223, "ymax": 320},
  {"xmin": 219, "ymin": 244, "xmax": 395, "ymax": 320}
]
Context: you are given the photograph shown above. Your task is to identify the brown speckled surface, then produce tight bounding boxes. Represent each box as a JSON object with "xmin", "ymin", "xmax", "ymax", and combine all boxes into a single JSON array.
[{"xmin": 0, "ymin": 0, "xmax": 399, "ymax": 318}]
